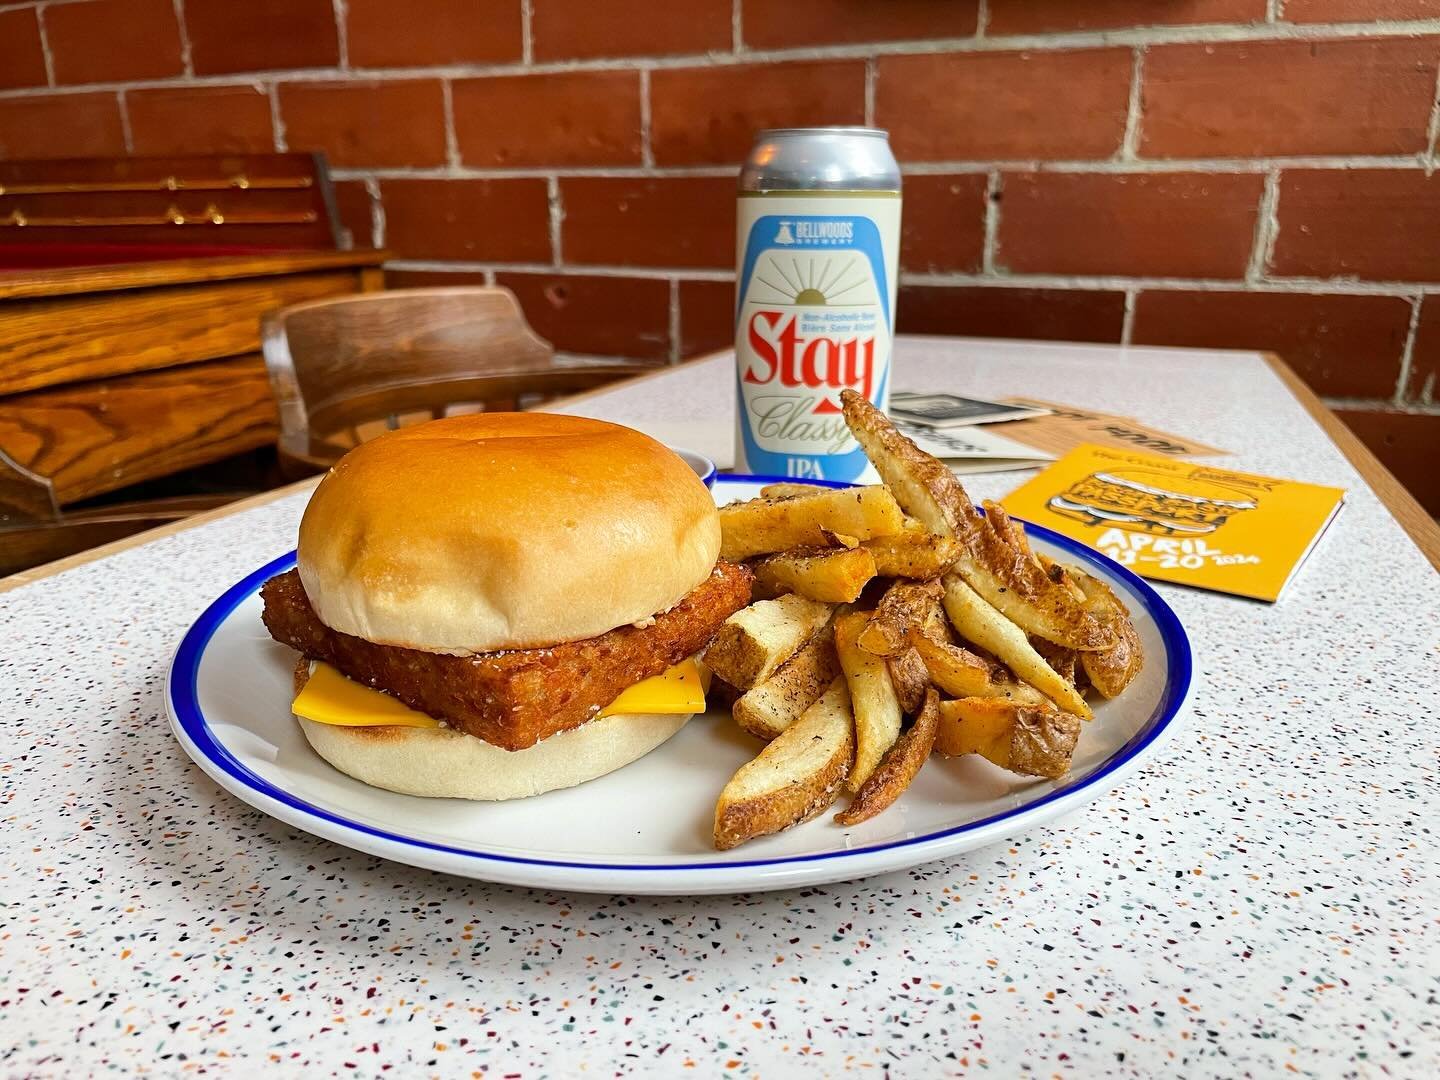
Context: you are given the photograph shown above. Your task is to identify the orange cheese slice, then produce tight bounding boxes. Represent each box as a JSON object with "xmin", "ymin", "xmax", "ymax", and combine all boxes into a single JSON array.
[{"xmin": 292, "ymin": 658, "xmax": 711, "ymax": 729}]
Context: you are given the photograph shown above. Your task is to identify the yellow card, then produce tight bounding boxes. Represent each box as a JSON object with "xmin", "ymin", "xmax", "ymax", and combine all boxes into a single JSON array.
[{"xmin": 1001, "ymin": 445, "xmax": 1346, "ymax": 602}]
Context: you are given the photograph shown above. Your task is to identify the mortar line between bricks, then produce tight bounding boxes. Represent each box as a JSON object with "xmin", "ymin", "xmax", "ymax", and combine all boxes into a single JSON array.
[
  {"xmin": 332, "ymin": 0, "xmax": 350, "ymax": 69},
  {"xmin": 1394, "ymin": 295, "xmax": 1424, "ymax": 404},
  {"xmin": 115, "ymin": 88, "xmax": 133, "ymax": 153},
  {"xmin": 171, "ymin": 0, "xmax": 193, "ymax": 77},
  {"xmin": 1119, "ymin": 47, "xmax": 1145, "ymax": 161},
  {"xmin": 981, "ymin": 171, "xmax": 1002, "ymax": 274},
  {"xmin": 363, "ymin": 176, "xmax": 383, "ymax": 249},
  {"xmin": 441, "ymin": 80, "xmax": 459, "ymax": 169},
  {"xmin": 639, "ymin": 69, "xmax": 654, "ymax": 168},
  {"xmin": 1267, "ymin": 0, "xmax": 1282, "ymax": 22},
  {"xmin": 1246, "ymin": 169, "xmax": 1280, "ymax": 283},
  {"xmin": 667, "ymin": 278, "xmax": 681, "ymax": 365},
  {"xmin": 1424, "ymin": 60, "xmax": 1440, "ymax": 174},
  {"xmin": 863, "ymin": 59, "xmax": 876, "ymax": 127},
  {"xmin": 33, "ymin": 3, "xmax": 55, "ymax": 87},
  {"xmin": 385, "ymin": 260, "xmax": 737, "ymax": 281},
  {"xmin": 521, "ymin": 0, "xmax": 534, "ymax": 65},
  {"xmin": 0, "ymin": 0, "xmax": 89, "ymax": 9},
  {"xmin": 731, "ymin": 0, "xmax": 743, "ymax": 54},
  {"xmin": 976, "ymin": 0, "xmax": 989, "ymax": 39},
  {"xmin": 1120, "ymin": 289, "xmax": 1137, "ymax": 345},
  {"xmin": 10, "ymin": 18, "xmax": 1440, "ymax": 95},
  {"xmin": 325, "ymin": 155, "xmax": 1432, "ymax": 184},
  {"xmin": 378, "ymin": 262, "xmax": 1438, "ymax": 297},
  {"xmin": 547, "ymin": 177, "xmax": 563, "ymax": 268},
  {"xmin": 898, "ymin": 273, "xmax": 1439, "ymax": 295}
]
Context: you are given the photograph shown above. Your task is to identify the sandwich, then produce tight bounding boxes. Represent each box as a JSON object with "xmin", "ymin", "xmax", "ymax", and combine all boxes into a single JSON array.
[
  {"xmin": 1047, "ymin": 469, "xmax": 1257, "ymax": 536},
  {"xmin": 259, "ymin": 413, "xmax": 751, "ymax": 800}
]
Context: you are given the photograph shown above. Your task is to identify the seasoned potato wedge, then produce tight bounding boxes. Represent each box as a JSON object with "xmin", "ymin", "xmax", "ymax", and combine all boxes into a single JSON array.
[
  {"xmin": 885, "ymin": 646, "xmax": 931, "ymax": 716},
  {"xmin": 702, "ymin": 593, "xmax": 833, "ymax": 690},
  {"xmin": 840, "ymin": 389, "xmax": 974, "ymax": 534},
  {"xmin": 1071, "ymin": 567, "xmax": 1145, "ymax": 698},
  {"xmin": 758, "ymin": 482, "xmax": 822, "ymax": 500},
  {"xmin": 940, "ymin": 574, "xmax": 1092, "ymax": 719},
  {"xmin": 857, "ymin": 578, "xmax": 943, "ymax": 657},
  {"xmin": 835, "ymin": 688, "xmax": 939, "ymax": 826},
  {"xmin": 950, "ymin": 514, "xmax": 1113, "ymax": 651},
  {"xmin": 863, "ymin": 531, "xmax": 964, "ymax": 579},
  {"xmin": 833, "ymin": 610, "xmax": 903, "ymax": 792},
  {"xmin": 934, "ymin": 697, "xmax": 1081, "ymax": 779},
  {"xmin": 751, "ymin": 546, "xmax": 877, "ymax": 603},
  {"xmin": 714, "ymin": 676, "xmax": 854, "ymax": 850},
  {"xmin": 909, "ymin": 627, "xmax": 1049, "ymax": 707},
  {"xmin": 841, "ymin": 390, "xmax": 1108, "ymax": 651},
  {"xmin": 719, "ymin": 485, "xmax": 905, "ymax": 561},
  {"xmin": 732, "ymin": 630, "xmax": 841, "ymax": 742}
]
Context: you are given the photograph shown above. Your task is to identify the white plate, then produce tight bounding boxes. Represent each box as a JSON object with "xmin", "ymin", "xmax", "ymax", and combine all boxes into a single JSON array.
[{"xmin": 167, "ymin": 476, "xmax": 1192, "ymax": 895}]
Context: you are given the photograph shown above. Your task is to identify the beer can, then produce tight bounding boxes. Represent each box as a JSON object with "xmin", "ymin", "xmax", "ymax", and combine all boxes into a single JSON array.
[{"xmin": 733, "ymin": 127, "xmax": 902, "ymax": 481}]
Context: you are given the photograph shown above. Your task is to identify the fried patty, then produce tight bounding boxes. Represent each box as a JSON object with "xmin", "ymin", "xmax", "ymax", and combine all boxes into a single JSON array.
[{"xmin": 261, "ymin": 560, "xmax": 752, "ymax": 751}]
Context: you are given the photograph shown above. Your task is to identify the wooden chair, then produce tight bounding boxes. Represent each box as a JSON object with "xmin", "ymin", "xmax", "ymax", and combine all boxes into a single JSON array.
[
  {"xmin": 0, "ymin": 449, "xmax": 238, "ymax": 578},
  {"xmin": 260, "ymin": 287, "xmax": 655, "ymax": 476}
]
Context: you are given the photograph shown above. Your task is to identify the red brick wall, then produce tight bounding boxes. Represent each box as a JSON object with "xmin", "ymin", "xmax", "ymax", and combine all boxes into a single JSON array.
[{"xmin": 1, "ymin": 0, "xmax": 1437, "ymax": 504}]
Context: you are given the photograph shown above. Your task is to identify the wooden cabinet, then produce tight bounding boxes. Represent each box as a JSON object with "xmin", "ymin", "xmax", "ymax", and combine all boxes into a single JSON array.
[{"xmin": 0, "ymin": 250, "xmax": 384, "ymax": 505}]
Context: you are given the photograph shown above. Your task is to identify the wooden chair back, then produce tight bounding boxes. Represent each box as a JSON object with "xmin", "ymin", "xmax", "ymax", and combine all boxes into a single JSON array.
[
  {"xmin": 261, "ymin": 286, "xmax": 654, "ymax": 474},
  {"xmin": 0, "ymin": 153, "xmax": 340, "ymax": 250},
  {"xmin": 0, "ymin": 447, "xmax": 244, "ymax": 578}
]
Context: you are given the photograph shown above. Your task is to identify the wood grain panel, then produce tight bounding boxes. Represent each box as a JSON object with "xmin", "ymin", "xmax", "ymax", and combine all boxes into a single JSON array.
[
  {"xmin": 0, "ymin": 355, "xmax": 278, "ymax": 504},
  {"xmin": 0, "ymin": 250, "xmax": 384, "ymax": 301},
  {"xmin": 0, "ymin": 271, "xmax": 364, "ymax": 395}
]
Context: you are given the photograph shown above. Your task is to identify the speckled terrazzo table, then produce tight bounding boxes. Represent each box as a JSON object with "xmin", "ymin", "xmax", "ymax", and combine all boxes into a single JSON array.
[{"xmin": 2, "ymin": 337, "xmax": 1436, "ymax": 1077}]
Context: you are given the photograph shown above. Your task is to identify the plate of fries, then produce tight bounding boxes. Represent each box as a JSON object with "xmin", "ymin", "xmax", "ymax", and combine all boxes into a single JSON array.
[{"xmin": 168, "ymin": 394, "xmax": 1190, "ymax": 894}]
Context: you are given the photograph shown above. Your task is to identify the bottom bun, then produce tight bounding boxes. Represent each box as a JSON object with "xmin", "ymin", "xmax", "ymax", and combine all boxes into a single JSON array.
[{"xmin": 293, "ymin": 661, "xmax": 691, "ymax": 801}]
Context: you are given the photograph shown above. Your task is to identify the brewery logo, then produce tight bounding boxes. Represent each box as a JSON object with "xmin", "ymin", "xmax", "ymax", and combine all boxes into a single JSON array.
[{"xmin": 774, "ymin": 221, "xmax": 795, "ymax": 244}]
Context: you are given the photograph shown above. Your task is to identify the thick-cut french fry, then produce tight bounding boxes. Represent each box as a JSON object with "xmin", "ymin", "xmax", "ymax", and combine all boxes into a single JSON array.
[
  {"xmin": 840, "ymin": 390, "xmax": 1110, "ymax": 650},
  {"xmin": 934, "ymin": 697, "xmax": 1081, "ymax": 779},
  {"xmin": 733, "ymin": 631, "xmax": 840, "ymax": 742},
  {"xmin": 1030, "ymin": 634, "xmax": 1079, "ymax": 687},
  {"xmin": 983, "ymin": 501, "xmax": 1032, "ymax": 559},
  {"xmin": 857, "ymin": 578, "xmax": 943, "ymax": 657},
  {"xmin": 759, "ymin": 482, "xmax": 822, "ymax": 500},
  {"xmin": 840, "ymin": 388, "xmax": 974, "ymax": 534},
  {"xmin": 750, "ymin": 546, "xmax": 877, "ymax": 603},
  {"xmin": 863, "ymin": 531, "xmax": 963, "ymax": 579},
  {"xmin": 1071, "ymin": 567, "xmax": 1145, "ymax": 698},
  {"xmin": 719, "ymin": 485, "xmax": 905, "ymax": 560},
  {"xmin": 940, "ymin": 574, "xmax": 1092, "ymax": 719},
  {"xmin": 909, "ymin": 628, "xmax": 1050, "ymax": 706},
  {"xmin": 836, "ymin": 688, "xmax": 939, "ymax": 826},
  {"xmin": 713, "ymin": 676, "xmax": 855, "ymax": 850},
  {"xmin": 950, "ymin": 515, "xmax": 1113, "ymax": 650},
  {"xmin": 1035, "ymin": 550, "xmax": 1087, "ymax": 603},
  {"xmin": 833, "ymin": 610, "xmax": 903, "ymax": 791},
  {"xmin": 886, "ymin": 647, "xmax": 930, "ymax": 715},
  {"xmin": 702, "ymin": 593, "xmax": 833, "ymax": 690}
]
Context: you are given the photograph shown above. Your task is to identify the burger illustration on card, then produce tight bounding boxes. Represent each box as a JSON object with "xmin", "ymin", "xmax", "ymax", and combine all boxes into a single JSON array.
[{"xmin": 1046, "ymin": 469, "xmax": 1258, "ymax": 536}]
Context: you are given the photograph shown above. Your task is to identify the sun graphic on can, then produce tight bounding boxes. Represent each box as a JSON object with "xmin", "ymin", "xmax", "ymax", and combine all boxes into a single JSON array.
[{"xmin": 752, "ymin": 253, "xmax": 871, "ymax": 307}]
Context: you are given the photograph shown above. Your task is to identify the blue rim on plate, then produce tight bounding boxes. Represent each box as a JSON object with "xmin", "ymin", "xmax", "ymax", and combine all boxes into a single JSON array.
[{"xmin": 167, "ymin": 475, "xmax": 1192, "ymax": 874}]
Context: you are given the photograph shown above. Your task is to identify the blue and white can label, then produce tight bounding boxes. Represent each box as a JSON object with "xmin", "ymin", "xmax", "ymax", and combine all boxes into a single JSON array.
[{"xmin": 734, "ymin": 193, "xmax": 901, "ymax": 482}]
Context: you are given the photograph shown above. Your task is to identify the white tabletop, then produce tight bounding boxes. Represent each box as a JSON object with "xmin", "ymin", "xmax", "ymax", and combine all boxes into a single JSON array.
[{"xmin": 3, "ymin": 336, "xmax": 1436, "ymax": 1076}]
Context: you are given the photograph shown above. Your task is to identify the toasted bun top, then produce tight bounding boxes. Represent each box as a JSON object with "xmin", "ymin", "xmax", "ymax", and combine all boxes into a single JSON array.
[{"xmin": 296, "ymin": 413, "xmax": 720, "ymax": 653}]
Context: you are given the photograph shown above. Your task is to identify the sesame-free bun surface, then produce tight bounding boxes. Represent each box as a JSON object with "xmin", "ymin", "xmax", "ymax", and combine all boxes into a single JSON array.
[
  {"xmin": 296, "ymin": 413, "xmax": 721, "ymax": 653},
  {"xmin": 292, "ymin": 662, "xmax": 691, "ymax": 800}
]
